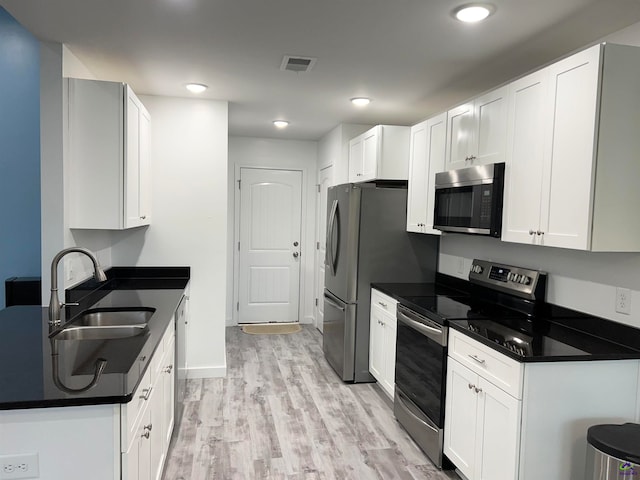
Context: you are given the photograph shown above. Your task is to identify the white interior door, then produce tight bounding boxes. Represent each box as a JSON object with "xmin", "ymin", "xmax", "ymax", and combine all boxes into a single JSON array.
[
  {"xmin": 238, "ymin": 168, "xmax": 303, "ymax": 323},
  {"xmin": 315, "ymin": 165, "xmax": 333, "ymax": 332}
]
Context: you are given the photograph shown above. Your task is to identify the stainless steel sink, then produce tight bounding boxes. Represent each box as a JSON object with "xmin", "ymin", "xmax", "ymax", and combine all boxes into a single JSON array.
[
  {"xmin": 73, "ymin": 307, "xmax": 156, "ymax": 327},
  {"xmin": 53, "ymin": 324, "xmax": 149, "ymax": 341}
]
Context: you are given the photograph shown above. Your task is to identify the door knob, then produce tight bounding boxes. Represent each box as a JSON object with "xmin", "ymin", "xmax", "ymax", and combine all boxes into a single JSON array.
[
  {"xmin": 293, "ymin": 241, "xmax": 299, "ymax": 247},
  {"xmin": 293, "ymin": 252, "xmax": 299, "ymax": 258}
]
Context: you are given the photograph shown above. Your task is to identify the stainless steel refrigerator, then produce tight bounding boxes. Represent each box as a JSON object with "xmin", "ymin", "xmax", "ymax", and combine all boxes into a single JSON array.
[{"xmin": 323, "ymin": 182, "xmax": 439, "ymax": 382}]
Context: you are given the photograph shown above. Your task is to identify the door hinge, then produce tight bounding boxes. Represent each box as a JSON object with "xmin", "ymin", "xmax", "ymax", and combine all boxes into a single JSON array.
[
  {"xmin": 316, "ymin": 241, "xmax": 320, "ymax": 250},
  {"xmin": 237, "ymin": 302, "xmax": 239, "ymax": 311},
  {"xmin": 315, "ymin": 298, "xmax": 318, "ymax": 306},
  {"xmin": 316, "ymin": 184, "xmax": 321, "ymax": 193},
  {"xmin": 238, "ymin": 241, "xmax": 240, "ymax": 251},
  {"xmin": 237, "ymin": 179, "xmax": 241, "ymax": 189}
]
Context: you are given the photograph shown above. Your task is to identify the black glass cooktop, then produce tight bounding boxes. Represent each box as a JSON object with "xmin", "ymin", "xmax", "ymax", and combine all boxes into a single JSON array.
[{"xmin": 399, "ymin": 292, "xmax": 628, "ymax": 360}]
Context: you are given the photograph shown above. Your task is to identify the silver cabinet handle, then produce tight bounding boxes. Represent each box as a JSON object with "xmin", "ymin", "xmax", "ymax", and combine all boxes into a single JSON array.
[
  {"xmin": 139, "ymin": 386, "xmax": 152, "ymax": 401},
  {"xmin": 469, "ymin": 155, "xmax": 476, "ymax": 161},
  {"xmin": 468, "ymin": 383, "xmax": 474, "ymax": 390},
  {"xmin": 529, "ymin": 230, "xmax": 535, "ymax": 235},
  {"xmin": 537, "ymin": 231, "xmax": 544, "ymax": 236},
  {"xmin": 474, "ymin": 386, "xmax": 483, "ymax": 393},
  {"xmin": 378, "ymin": 301, "xmax": 387, "ymax": 308},
  {"xmin": 293, "ymin": 252, "xmax": 299, "ymax": 258},
  {"xmin": 165, "ymin": 365, "xmax": 173, "ymax": 373},
  {"xmin": 140, "ymin": 216, "xmax": 147, "ymax": 220},
  {"xmin": 144, "ymin": 424, "xmax": 152, "ymax": 432},
  {"xmin": 468, "ymin": 354, "xmax": 486, "ymax": 365},
  {"xmin": 141, "ymin": 431, "xmax": 150, "ymax": 439}
]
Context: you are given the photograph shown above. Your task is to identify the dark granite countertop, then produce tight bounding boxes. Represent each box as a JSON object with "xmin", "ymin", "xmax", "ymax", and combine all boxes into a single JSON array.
[
  {"xmin": 371, "ymin": 278, "xmax": 640, "ymax": 363},
  {"xmin": 0, "ymin": 267, "xmax": 189, "ymax": 410}
]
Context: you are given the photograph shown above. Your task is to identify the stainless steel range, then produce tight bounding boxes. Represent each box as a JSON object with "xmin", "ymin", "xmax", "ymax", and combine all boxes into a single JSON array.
[{"xmin": 393, "ymin": 260, "xmax": 547, "ymax": 469}]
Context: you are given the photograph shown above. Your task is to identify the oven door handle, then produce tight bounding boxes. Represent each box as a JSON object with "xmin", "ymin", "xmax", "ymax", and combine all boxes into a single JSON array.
[
  {"xmin": 395, "ymin": 390, "xmax": 439, "ymax": 434},
  {"xmin": 397, "ymin": 310, "xmax": 446, "ymax": 346}
]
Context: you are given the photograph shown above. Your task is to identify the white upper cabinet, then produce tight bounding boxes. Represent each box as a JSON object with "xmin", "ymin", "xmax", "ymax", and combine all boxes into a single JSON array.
[
  {"xmin": 348, "ymin": 125, "xmax": 410, "ymax": 183},
  {"xmin": 445, "ymin": 86, "xmax": 508, "ymax": 171},
  {"xmin": 68, "ymin": 79, "xmax": 151, "ymax": 230},
  {"xmin": 406, "ymin": 113, "xmax": 446, "ymax": 234},
  {"xmin": 502, "ymin": 43, "xmax": 640, "ymax": 251}
]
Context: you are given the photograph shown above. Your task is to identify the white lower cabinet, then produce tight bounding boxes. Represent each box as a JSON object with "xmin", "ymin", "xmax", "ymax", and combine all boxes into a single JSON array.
[
  {"xmin": 122, "ymin": 323, "xmax": 175, "ymax": 480},
  {"xmin": 445, "ymin": 358, "xmax": 520, "ymax": 480},
  {"xmin": 444, "ymin": 329, "xmax": 640, "ymax": 480},
  {"xmin": 369, "ymin": 289, "xmax": 398, "ymax": 398}
]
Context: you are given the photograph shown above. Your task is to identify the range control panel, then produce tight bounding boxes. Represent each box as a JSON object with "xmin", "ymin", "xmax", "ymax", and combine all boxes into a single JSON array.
[{"xmin": 469, "ymin": 259, "xmax": 547, "ymax": 300}]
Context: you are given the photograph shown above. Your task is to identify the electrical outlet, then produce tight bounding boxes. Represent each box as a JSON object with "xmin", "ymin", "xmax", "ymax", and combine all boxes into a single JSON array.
[
  {"xmin": 0, "ymin": 454, "xmax": 39, "ymax": 479},
  {"xmin": 616, "ymin": 287, "xmax": 631, "ymax": 315}
]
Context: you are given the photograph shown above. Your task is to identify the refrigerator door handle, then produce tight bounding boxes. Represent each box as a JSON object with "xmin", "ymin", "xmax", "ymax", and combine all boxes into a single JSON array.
[{"xmin": 326, "ymin": 199, "xmax": 338, "ymax": 276}]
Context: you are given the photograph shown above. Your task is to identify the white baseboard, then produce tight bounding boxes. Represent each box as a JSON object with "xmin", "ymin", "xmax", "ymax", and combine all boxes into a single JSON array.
[
  {"xmin": 226, "ymin": 315, "xmax": 235, "ymax": 327},
  {"xmin": 302, "ymin": 314, "xmax": 315, "ymax": 325},
  {"xmin": 187, "ymin": 365, "xmax": 227, "ymax": 379}
]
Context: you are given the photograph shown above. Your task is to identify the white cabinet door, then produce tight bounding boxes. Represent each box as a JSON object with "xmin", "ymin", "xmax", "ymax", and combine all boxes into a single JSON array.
[
  {"xmin": 125, "ymin": 87, "xmax": 151, "ymax": 229},
  {"xmin": 476, "ymin": 377, "xmax": 521, "ymax": 480},
  {"xmin": 407, "ymin": 121, "xmax": 429, "ymax": 233},
  {"xmin": 361, "ymin": 127, "xmax": 379, "ymax": 181},
  {"xmin": 501, "ymin": 69, "xmax": 549, "ymax": 245},
  {"xmin": 539, "ymin": 45, "xmax": 600, "ymax": 250},
  {"xmin": 444, "ymin": 358, "xmax": 478, "ymax": 480},
  {"xmin": 424, "ymin": 113, "xmax": 447, "ymax": 234},
  {"xmin": 381, "ymin": 312, "xmax": 397, "ymax": 396},
  {"xmin": 446, "ymin": 87, "xmax": 508, "ymax": 172},
  {"xmin": 149, "ymin": 382, "xmax": 164, "ymax": 480},
  {"xmin": 474, "ymin": 86, "xmax": 508, "ymax": 166},
  {"xmin": 407, "ymin": 114, "xmax": 447, "ymax": 234},
  {"xmin": 162, "ymin": 339, "xmax": 176, "ymax": 449},
  {"xmin": 446, "ymin": 102, "xmax": 475, "ymax": 170},
  {"xmin": 348, "ymin": 136, "xmax": 363, "ymax": 182},
  {"xmin": 369, "ymin": 304, "xmax": 385, "ymax": 382}
]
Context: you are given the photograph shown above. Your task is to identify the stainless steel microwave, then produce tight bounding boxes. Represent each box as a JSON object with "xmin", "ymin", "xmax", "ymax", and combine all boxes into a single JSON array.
[{"xmin": 433, "ymin": 163, "xmax": 505, "ymax": 237}]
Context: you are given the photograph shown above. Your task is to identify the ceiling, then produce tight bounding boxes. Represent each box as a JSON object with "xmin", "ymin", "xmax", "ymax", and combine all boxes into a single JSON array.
[{"xmin": 3, "ymin": 0, "xmax": 640, "ymax": 141}]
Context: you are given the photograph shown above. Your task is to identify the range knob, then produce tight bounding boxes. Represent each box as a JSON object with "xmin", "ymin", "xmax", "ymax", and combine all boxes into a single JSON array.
[{"xmin": 471, "ymin": 264, "xmax": 484, "ymax": 274}]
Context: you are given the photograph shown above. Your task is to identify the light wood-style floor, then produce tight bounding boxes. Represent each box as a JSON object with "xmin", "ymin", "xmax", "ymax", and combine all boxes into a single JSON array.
[{"xmin": 162, "ymin": 325, "xmax": 459, "ymax": 479}]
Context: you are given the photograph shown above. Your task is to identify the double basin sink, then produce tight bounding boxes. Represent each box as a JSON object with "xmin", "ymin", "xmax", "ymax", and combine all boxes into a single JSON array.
[{"xmin": 50, "ymin": 307, "xmax": 156, "ymax": 341}]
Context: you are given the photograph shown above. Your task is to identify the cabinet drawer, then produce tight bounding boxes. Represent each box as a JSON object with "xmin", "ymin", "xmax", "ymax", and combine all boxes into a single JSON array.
[
  {"xmin": 371, "ymin": 289, "xmax": 398, "ymax": 315},
  {"xmin": 121, "ymin": 366, "xmax": 153, "ymax": 451},
  {"xmin": 449, "ymin": 329, "xmax": 523, "ymax": 399}
]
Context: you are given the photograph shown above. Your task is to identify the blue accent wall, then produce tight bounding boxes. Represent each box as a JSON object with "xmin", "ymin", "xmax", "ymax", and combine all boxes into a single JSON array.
[{"xmin": 0, "ymin": 7, "xmax": 41, "ymax": 308}]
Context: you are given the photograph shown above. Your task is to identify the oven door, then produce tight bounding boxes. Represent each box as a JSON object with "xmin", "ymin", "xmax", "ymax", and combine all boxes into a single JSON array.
[{"xmin": 394, "ymin": 305, "xmax": 448, "ymax": 428}]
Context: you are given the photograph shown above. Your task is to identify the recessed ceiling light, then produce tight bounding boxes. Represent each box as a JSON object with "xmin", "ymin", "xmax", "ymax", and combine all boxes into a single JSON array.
[
  {"xmin": 453, "ymin": 4, "xmax": 495, "ymax": 23},
  {"xmin": 351, "ymin": 97, "xmax": 371, "ymax": 107},
  {"xmin": 185, "ymin": 83, "xmax": 208, "ymax": 93},
  {"xmin": 273, "ymin": 120, "xmax": 289, "ymax": 128}
]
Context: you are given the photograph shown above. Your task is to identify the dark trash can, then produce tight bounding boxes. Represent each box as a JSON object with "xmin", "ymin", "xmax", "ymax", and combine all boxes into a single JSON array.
[
  {"xmin": 5, "ymin": 277, "xmax": 42, "ymax": 307},
  {"xmin": 586, "ymin": 423, "xmax": 640, "ymax": 479}
]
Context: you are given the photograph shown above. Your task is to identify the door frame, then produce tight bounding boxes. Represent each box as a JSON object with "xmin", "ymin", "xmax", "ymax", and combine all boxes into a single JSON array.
[
  {"xmin": 314, "ymin": 164, "xmax": 333, "ymax": 332},
  {"xmin": 232, "ymin": 165, "xmax": 306, "ymax": 325}
]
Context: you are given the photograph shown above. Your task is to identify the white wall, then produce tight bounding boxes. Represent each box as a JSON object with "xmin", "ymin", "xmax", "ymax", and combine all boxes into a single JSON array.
[
  {"xmin": 439, "ymin": 235, "xmax": 640, "ymax": 329},
  {"xmin": 227, "ymin": 137, "xmax": 318, "ymax": 326},
  {"xmin": 111, "ymin": 96, "xmax": 229, "ymax": 378}
]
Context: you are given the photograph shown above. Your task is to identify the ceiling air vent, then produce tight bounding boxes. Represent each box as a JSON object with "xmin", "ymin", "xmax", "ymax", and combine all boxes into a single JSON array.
[{"xmin": 280, "ymin": 55, "xmax": 317, "ymax": 73}]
